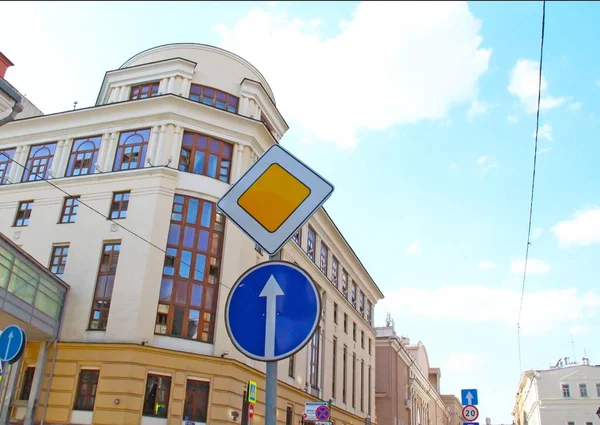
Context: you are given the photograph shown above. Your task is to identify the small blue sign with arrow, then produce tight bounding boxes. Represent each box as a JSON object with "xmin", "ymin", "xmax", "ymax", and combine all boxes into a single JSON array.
[
  {"xmin": 225, "ymin": 261, "xmax": 321, "ymax": 362},
  {"xmin": 461, "ymin": 389, "xmax": 478, "ymax": 406},
  {"xmin": 0, "ymin": 325, "xmax": 26, "ymax": 364}
]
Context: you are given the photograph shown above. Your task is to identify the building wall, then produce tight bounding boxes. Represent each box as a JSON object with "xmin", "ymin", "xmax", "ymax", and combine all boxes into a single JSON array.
[
  {"xmin": 440, "ymin": 395, "xmax": 461, "ymax": 425},
  {"xmin": 0, "ymin": 43, "xmax": 383, "ymax": 424}
]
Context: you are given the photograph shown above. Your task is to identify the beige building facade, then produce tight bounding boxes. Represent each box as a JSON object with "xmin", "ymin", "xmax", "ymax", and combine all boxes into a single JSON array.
[
  {"xmin": 0, "ymin": 43, "xmax": 384, "ymax": 425},
  {"xmin": 375, "ymin": 326, "xmax": 450, "ymax": 425},
  {"xmin": 440, "ymin": 395, "xmax": 461, "ymax": 425}
]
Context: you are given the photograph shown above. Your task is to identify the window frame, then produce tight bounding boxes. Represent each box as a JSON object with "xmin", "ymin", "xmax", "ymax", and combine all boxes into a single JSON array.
[
  {"xmin": 309, "ymin": 326, "xmax": 321, "ymax": 389},
  {"xmin": 109, "ymin": 191, "xmax": 131, "ymax": 220},
  {"xmin": 178, "ymin": 131, "xmax": 233, "ymax": 183},
  {"xmin": 0, "ymin": 147, "xmax": 16, "ymax": 185},
  {"xmin": 342, "ymin": 345, "xmax": 348, "ymax": 403},
  {"xmin": 65, "ymin": 136, "xmax": 102, "ymax": 177},
  {"xmin": 319, "ymin": 243, "xmax": 329, "ymax": 275},
  {"xmin": 112, "ymin": 128, "xmax": 151, "ymax": 172},
  {"xmin": 130, "ymin": 82, "xmax": 160, "ymax": 100},
  {"xmin": 341, "ymin": 269, "xmax": 349, "ymax": 298},
  {"xmin": 59, "ymin": 196, "xmax": 80, "ymax": 224},
  {"xmin": 22, "ymin": 142, "xmax": 57, "ymax": 182},
  {"xmin": 88, "ymin": 242, "xmax": 121, "ymax": 330},
  {"xmin": 360, "ymin": 359, "xmax": 364, "ymax": 412},
  {"xmin": 561, "ymin": 383, "xmax": 570, "ymax": 398},
  {"xmin": 333, "ymin": 303, "xmax": 338, "ymax": 324},
  {"xmin": 343, "ymin": 313, "xmax": 348, "ymax": 334},
  {"xmin": 183, "ymin": 379, "xmax": 210, "ymax": 423},
  {"xmin": 288, "ymin": 354, "xmax": 295, "ymax": 378},
  {"xmin": 331, "ymin": 256, "xmax": 339, "ymax": 288},
  {"xmin": 142, "ymin": 373, "xmax": 172, "ymax": 418},
  {"xmin": 73, "ymin": 369, "xmax": 100, "ymax": 411},
  {"xmin": 351, "ymin": 281, "xmax": 357, "ymax": 308},
  {"xmin": 292, "ymin": 227, "xmax": 302, "ymax": 246},
  {"xmin": 14, "ymin": 200, "xmax": 34, "ymax": 227},
  {"xmin": 332, "ymin": 336, "xmax": 337, "ymax": 397},
  {"xmin": 49, "ymin": 244, "xmax": 69, "ymax": 278},
  {"xmin": 579, "ymin": 383, "xmax": 588, "ymax": 397},
  {"xmin": 189, "ymin": 83, "xmax": 239, "ymax": 113},
  {"xmin": 352, "ymin": 352, "xmax": 356, "ymax": 408},
  {"xmin": 306, "ymin": 227, "xmax": 316, "ymax": 262}
]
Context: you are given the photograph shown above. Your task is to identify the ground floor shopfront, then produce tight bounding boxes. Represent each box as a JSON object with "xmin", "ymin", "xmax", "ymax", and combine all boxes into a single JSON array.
[{"xmin": 10, "ymin": 342, "xmax": 368, "ymax": 425}]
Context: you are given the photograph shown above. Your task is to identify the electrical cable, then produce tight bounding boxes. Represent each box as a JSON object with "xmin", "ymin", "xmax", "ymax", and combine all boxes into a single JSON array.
[{"xmin": 517, "ymin": 0, "xmax": 547, "ymax": 374}]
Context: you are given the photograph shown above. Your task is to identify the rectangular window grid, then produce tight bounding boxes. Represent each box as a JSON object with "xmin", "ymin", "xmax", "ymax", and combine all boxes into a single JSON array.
[
  {"xmin": 109, "ymin": 191, "xmax": 130, "ymax": 219},
  {"xmin": 89, "ymin": 242, "xmax": 121, "ymax": 330},
  {"xmin": 14, "ymin": 201, "xmax": 33, "ymax": 227},
  {"xmin": 143, "ymin": 374, "xmax": 171, "ymax": 418},
  {"xmin": 0, "ymin": 148, "xmax": 15, "ymax": 185},
  {"xmin": 22, "ymin": 142, "xmax": 57, "ymax": 182},
  {"xmin": 74, "ymin": 370, "xmax": 99, "ymax": 411},
  {"xmin": 189, "ymin": 84, "xmax": 239, "ymax": 113},
  {"xmin": 49, "ymin": 245, "xmax": 69, "ymax": 278},
  {"xmin": 59, "ymin": 196, "xmax": 80, "ymax": 223},
  {"xmin": 320, "ymin": 243, "xmax": 329, "ymax": 275},
  {"xmin": 130, "ymin": 82, "xmax": 160, "ymax": 100},
  {"xmin": 307, "ymin": 227, "xmax": 316, "ymax": 262},
  {"xmin": 183, "ymin": 380, "xmax": 210, "ymax": 423},
  {"xmin": 113, "ymin": 128, "xmax": 150, "ymax": 171},
  {"xmin": 179, "ymin": 131, "xmax": 233, "ymax": 183}
]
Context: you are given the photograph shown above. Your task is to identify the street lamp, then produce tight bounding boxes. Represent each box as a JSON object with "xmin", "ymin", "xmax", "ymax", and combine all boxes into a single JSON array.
[{"xmin": 0, "ymin": 78, "xmax": 23, "ymax": 127}]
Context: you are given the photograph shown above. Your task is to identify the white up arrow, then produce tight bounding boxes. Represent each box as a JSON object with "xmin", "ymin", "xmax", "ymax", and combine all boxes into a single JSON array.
[
  {"xmin": 465, "ymin": 391, "xmax": 474, "ymax": 405},
  {"xmin": 4, "ymin": 331, "xmax": 13, "ymax": 360},
  {"xmin": 259, "ymin": 275, "xmax": 285, "ymax": 358}
]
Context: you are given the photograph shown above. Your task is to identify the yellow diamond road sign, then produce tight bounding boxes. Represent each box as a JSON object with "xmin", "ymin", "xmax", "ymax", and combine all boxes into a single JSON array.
[{"xmin": 217, "ymin": 144, "xmax": 334, "ymax": 255}]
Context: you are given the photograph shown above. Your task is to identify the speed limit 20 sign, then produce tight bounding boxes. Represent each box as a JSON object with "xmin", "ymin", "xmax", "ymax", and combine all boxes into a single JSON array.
[{"xmin": 462, "ymin": 404, "xmax": 479, "ymax": 422}]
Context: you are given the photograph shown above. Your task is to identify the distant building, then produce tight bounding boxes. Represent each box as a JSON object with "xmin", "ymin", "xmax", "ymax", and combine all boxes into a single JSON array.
[
  {"xmin": 441, "ymin": 395, "xmax": 462, "ymax": 425},
  {"xmin": 375, "ymin": 325, "xmax": 451, "ymax": 425},
  {"xmin": 513, "ymin": 356, "xmax": 600, "ymax": 425}
]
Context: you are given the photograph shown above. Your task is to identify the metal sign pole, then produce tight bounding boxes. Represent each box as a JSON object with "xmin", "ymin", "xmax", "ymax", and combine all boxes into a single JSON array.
[{"xmin": 265, "ymin": 251, "xmax": 281, "ymax": 425}]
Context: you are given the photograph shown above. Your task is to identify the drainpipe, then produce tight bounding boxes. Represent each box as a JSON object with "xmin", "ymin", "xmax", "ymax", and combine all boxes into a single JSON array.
[
  {"xmin": 0, "ymin": 79, "xmax": 23, "ymax": 127},
  {"xmin": 39, "ymin": 340, "xmax": 58, "ymax": 425}
]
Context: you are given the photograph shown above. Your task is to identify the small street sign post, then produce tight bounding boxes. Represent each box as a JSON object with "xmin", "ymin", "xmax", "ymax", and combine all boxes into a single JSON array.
[{"xmin": 220, "ymin": 143, "xmax": 335, "ymax": 425}]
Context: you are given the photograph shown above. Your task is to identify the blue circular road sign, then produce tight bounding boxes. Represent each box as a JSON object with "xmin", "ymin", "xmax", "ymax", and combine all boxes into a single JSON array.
[
  {"xmin": 225, "ymin": 261, "xmax": 321, "ymax": 362},
  {"xmin": 0, "ymin": 325, "xmax": 26, "ymax": 363}
]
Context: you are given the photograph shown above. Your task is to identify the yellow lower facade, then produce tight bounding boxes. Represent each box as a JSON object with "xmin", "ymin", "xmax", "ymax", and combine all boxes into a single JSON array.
[{"xmin": 15, "ymin": 342, "xmax": 366, "ymax": 425}]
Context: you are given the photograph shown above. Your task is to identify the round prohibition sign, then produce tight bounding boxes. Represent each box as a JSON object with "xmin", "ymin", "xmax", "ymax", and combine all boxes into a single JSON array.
[
  {"xmin": 315, "ymin": 405, "xmax": 330, "ymax": 421},
  {"xmin": 462, "ymin": 404, "xmax": 479, "ymax": 422}
]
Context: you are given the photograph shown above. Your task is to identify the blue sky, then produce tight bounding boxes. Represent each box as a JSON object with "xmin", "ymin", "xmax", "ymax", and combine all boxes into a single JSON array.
[{"xmin": 3, "ymin": 1, "xmax": 600, "ymax": 422}]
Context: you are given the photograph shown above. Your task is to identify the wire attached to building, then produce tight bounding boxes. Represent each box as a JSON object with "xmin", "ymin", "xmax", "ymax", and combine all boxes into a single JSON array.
[{"xmin": 517, "ymin": 0, "xmax": 547, "ymax": 374}]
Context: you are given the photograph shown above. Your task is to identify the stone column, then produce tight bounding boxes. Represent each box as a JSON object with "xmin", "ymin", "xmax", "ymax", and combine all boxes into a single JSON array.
[
  {"xmin": 96, "ymin": 133, "xmax": 111, "ymax": 173},
  {"xmin": 7, "ymin": 145, "xmax": 23, "ymax": 183},
  {"xmin": 12, "ymin": 145, "xmax": 29, "ymax": 183},
  {"xmin": 59, "ymin": 138, "xmax": 74, "ymax": 177},
  {"xmin": 180, "ymin": 77, "xmax": 191, "ymax": 97},
  {"xmin": 169, "ymin": 125, "xmax": 182, "ymax": 167},
  {"xmin": 119, "ymin": 86, "xmax": 129, "ymax": 101},
  {"xmin": 159, "ymin": 78, "xmax": 169, "ymax": 95},
  {"xmin": 49, "ymin": 140, "xmax": 64, "ymax": 178},
  {"xmin": 154, "ymin": 125, "xmax": 167, "ymax": 166},
  {"xmin": 233, "ymin": 144, "xmax": 245, "ymax": 182},
  {"xmin": 240, "ymin": 97, "xmax": 250, "ymax": 115},
  {"xmin": 103, "ymin": 132, "xmax": 119, "ymax": 172}
]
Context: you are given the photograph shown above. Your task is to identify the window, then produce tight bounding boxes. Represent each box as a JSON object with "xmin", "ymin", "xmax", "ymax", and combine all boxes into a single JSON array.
[
  {"xmin": 286, "ymin": 406, "xmax": 293, "ymax": 425},
  {"xmin": 342, "ymin": 345, "xmax": 348, "ymax": 403},
  {"xmin": 143, "ymin": 374, "xmax": 171, "ymax": 418},
  {"xmin": 130, "ymin": 82, "xmax": 160, "ymax": 100},
  {"xmin": 19, "ymin": 367, "xmax": 35, "ymax": 400},
  {"xmin": 562, "ymin": 384, "xmax": 570, "ymax": 398},
  {"xmin": 343, "ymin": 313, "xmax": 348, "ymax": 333},
  {"xmin": 333, "ymin": 303, "xmax": 338, "ymax": 324},
  {"xmin": 359, "ymin": 291, "xmax": 365, "ymax": 316},
  {"xmin": 113, "ymin": 128, "xmax": 150, "ymax": 171},
  {"xmin": 360, "ymin": 360, "xmax": 364, "ymax": 412},
  {"xmin": 579, "ymin": 383, "xmax": 588, "ymax": 397},
  {"xmin": 292, "ymin": 227, "xmax": 302, "ymax": 245},
  {"xmin": 189, "ymin": 84, "xmax": 239, "ymax": 113},
  {"xmin": 366, "ymin": 300, "xmax": 372, "ymax": 326},
  {"xmin": 353, "ymin": 322, "xmax": 356, "ymax": 342},
  {"xmin": 14, "ymin": 201, "xmax": 33, "ymax": 227},
  {"xmin": 66, "ymin": 136, "xmax": 101, "ymax": 177},
  {"xmin": 341, "ymin": 270, "xmax": 348, "ymax": 298},
  {"xmin": 567, "ymin": 422, "xmax": 574, "ymax": 425},
  {"xmin": 361, "ymin": 330, "xmax": 364, "ymax": 349},
  {"xmin": 109, "ymin": 191, "xmax": 130, "ymax": 219},
  {"xmin": 368, "ymin": 339, "xmax": 372, "ymax": 355},
  {"xmin": 320, "ymin": 243, "xmax": 329, "ymax": 275},
  {"xmin": 155, "ymin": 195, "xmax": 225, "ymax": 343},
  {"xmin": 368, "ymin": 365, "xmax": 372, "ymax": 415},
  {"xmin": 352, "ymin": 353, "xmax": 356, "ymax": 408},
  {"xmin": 59, "ymin": 196, "xmax": 80, "ymax": 223},
  {"xmin": 49, "ymin": 245, "xmax": 69, "ymax": 278},
  {"xmin": 586, "ymin": 422, "xmax": 593, "ymax": 425},
  {"xmin": 309, "ymin": 327, "xmax": 320, "ymax": 388},
  {"xmin": 351, "ymin": 281, "xmax": 357, "ymax": 308},
  {"xmin": 179, "ymin": 131, "xmax": 233, "ymax": 183},
  {"xmin": 332, "ymin": 337, "xmax": 338, "ymax": 397},
  {"xmin": 331, "ymin": 257, "xmax": 339, "ymax": 287},
  {"xmin": 89, "ymin": 242, "xmax": 121, "ymax": 330},
  {"xmin": 288, "ymin": 354, "xmax": 295, "ymax": 378},
  {"xmin": 22, "ymin": 142, "xmax": 57, "ymax": 182},
  {"xmin": 74, "ymin": 370, "xmax": 99, "ymax": 411},
  {"xmin": 0, "ymin": 148, "xmax": 15, "ymax": 185},
  {"xmin": 597, "ymin": 382, "xmax": 600, "ymax": 396},
  {"xmin": 307, "ymin": 227, "xmax": 316, "ymax": 262},
  {"xmin": 183, "ymin": 380, "xmax": 210, "ymax": 423}
]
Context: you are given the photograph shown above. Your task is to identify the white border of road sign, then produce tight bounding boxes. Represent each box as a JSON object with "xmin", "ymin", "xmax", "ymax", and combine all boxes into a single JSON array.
[
  {"xmin": 217, "ymin": 144, "xmax": 334, "ymax": 255},
  {"xmin": 462, "ymin": 405, "xmax": 479, "ymax": 422},
  {"xmin": 224, "ymin": 261, "xmax": 321, "ymax": 362}
]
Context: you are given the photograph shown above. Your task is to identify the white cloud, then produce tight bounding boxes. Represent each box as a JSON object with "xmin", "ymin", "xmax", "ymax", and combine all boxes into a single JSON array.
[
  {"xmin": 467, "ymin": 100, "xmax": 488, "ymax": 120},
  {"xmin": 569, "ymin": 325, "xmax": 589, "ymax": 335},
  {"xmin": 510, "ymin": 258, "xmax": 551, "ymax": 275},
  {"xmin": 508, "ymin": 59, "xmax": 567, "ymax": 113},
  {"xmin": 444, "ymin": 353, "xmax": 486, "ymax": 374},
  {"xmin": 478, "ymin": 260, "xmax": 497, "ymax": 270},
  {"xmin": 405, "ymin": 239, "xmax": 422, "ymax": 255},
  {"xmin": 536, "ymin": 123, "xmax": 553, "ymax": 141},
  {"xmin": 214, "ymin": 2, "xmax": 492, "ymax": 148},
  {"xmin": 568, "ymin": 102, "xmax": 582, "ymax": 112},
  {"xmin": 508, "ymin": 114, "xmax": 519, "ymax": 123},
  {"xmin": 267, "ymin": 1, "xmax": 277, "ymax": 7},
  {"xmin": 476, "ymin": 155, "xmax": 499, "ymax": 172},
  {"xmin": 448, "ymin": 163, "xmax": 459, "ymax": 170},
  {"xmin": 531, "ymin": 227, "xmax": 543, "ymax": 240},
  {"xmin": 376, "ymin": 285, "xmax": 599, "ymax": 335},
  {"xmin": 552, "ymin": 207, "xmax": 600, "ymax": 247}
]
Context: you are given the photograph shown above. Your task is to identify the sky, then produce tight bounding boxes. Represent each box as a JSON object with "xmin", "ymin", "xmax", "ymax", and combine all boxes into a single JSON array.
[{"xmin": 2, "ymin": 1, "xmax": 600, "ymax": 422}]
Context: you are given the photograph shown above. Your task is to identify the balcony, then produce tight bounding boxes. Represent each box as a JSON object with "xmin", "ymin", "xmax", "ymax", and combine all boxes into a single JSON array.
[{"xmin": 0, "ymin": 232, "xmax": 69, "ymax": 340}]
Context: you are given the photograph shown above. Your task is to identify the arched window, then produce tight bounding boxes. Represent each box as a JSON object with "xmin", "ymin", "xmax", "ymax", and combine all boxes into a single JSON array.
[
  {"xmin": 113, "ymin": 128, "xmax": 150, "ymax": 171},
  {"xmin": 66, "ymin": 136, "xmax": 101, "ymax": 177},
  {"xmin": 22, "ymin": 142, "xmax": 57, "ymax": 182}
]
